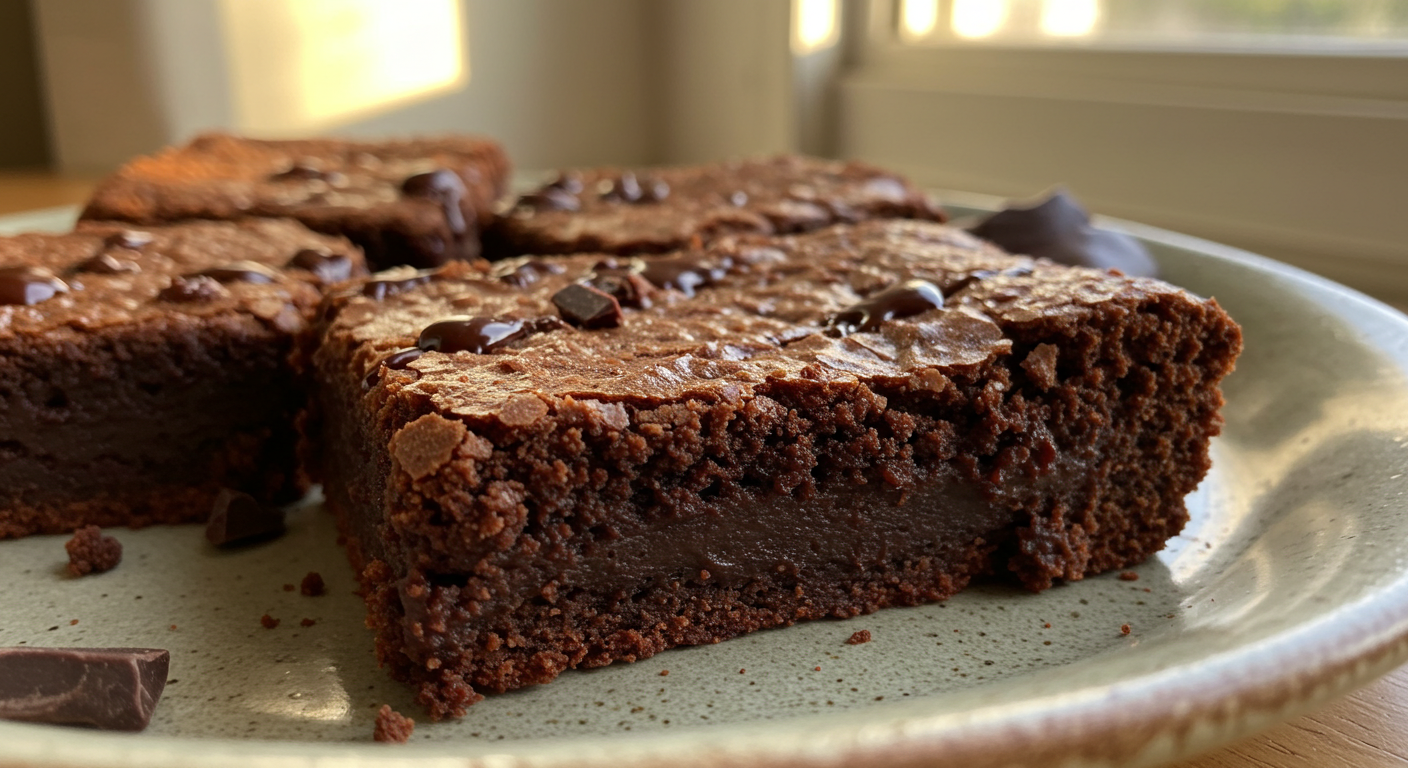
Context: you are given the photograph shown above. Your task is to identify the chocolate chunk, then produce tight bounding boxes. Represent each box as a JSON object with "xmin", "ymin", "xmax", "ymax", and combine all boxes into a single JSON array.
[
  {"xmin": 402, "ymin": 168, "xmax": 468, "ymax": 239},
  {"xmin": 968, "ymin": 190, "xmax": 1157, "ymax": 278},
  {"xmin": 65, "ymin": 526, "xmax": 123, "ymax": 577},
  {"xmin": 300, "ymin": 571, "xmax": 326, "ymax": 596},
  {"xmin": 517, "ymin": 186, "xmax": 580, "ymax": 212},
  {"xmin": 157, "ymin": 275, "xmax": 226, "ymax": 303},
  {"xmin": 826, "ymin": 279, "xmax": 945, "ymax": 335},
  {"xmin": 552, "ymin": 283, "xmax": 623, "ymax": 329},
  {"xmin": 599, "ymin": 172, "xmax": 643, "ymax": 203},
  {"xmin": 205, "ymin": 488, "xmax": 285, "ymax": 546},
  {"xmin": 373, "ymin": 704, "xmax": 415, "ymax": 743},
  {"xmin": 287, "ymin": 249, "xmax": 353, "ymax": 284},
  {"xmin": 269, "ymin": 161, "xmax": 344, "ymax": 186},
  {"xmin": 362, "ymin": 268, "xmax": 438, "ymax": 300},
  {"xmin": 546, "ymin": 171, "xmax": 584, "ymax": 194},
  {"xmin": 637, "ymin": 254, "xmax": 728, "ymax": 297},
  {"xmin": 500, "ymin": 259, "xmax": 567, "ymax": 288},
  {"xmin": 587, "ymin": 269, "xmax": 653, "ymax": 309},
  {"xmin": 0, "ymin": 647, "xmax": 169, "ymax": 731},
  {"xmin": 0, "ymin": 266, "xmax": 69, "ymax": 306},
  {"xmin": 76, "ymin": 252, "xmax": 141, "ymax": 275},
  {"xmin": 102, "ymin": 230, "xmax": 153, "ymax": 251},
  {"xmin": 197, "ymin": 260, "xmax": 278, "ymax": 284},
  {"xmin": 417, "ymin": 316, "xmax": 561, "ymax": 355}
]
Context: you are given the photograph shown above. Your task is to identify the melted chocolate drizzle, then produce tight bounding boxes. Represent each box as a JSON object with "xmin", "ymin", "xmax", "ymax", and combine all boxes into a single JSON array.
[
  {"xmin": 402, "ymin": 169, "xmax": 471, "ymax": 259},
  {"xmin": 287, "ymin": 249, "xmax": 353, "ymax": 284},
  {"xmin": 363, "ymin": 347, "xmax": 426, "ymax": 389},
  {"xmin": 825, "ymin": 279, "xmax": 945, "ymax": 335},
  {"xmin": 0, "ymin": 266, "xmax": 69, "ymax": 306},
  {"xmin": 418, "ymin": 316, "xmax": 561, "ymax": 355}
]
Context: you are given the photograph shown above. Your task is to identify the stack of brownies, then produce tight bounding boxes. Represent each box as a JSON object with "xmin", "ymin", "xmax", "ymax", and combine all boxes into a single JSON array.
[{"xmin": 0, "ymin": 133, "xmax": 1240, "ymax": 719}]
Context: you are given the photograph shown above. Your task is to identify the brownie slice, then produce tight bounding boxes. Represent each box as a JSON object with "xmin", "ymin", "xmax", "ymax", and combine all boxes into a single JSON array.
[
  {"xmin": 80, "ymin": 133, "xmax": 509, "ymax": 270},
  {"xmin": 313, "ymin": 220, "xmax": 1240, "ymax": 718},
  {"xmin": 0, "ymin": 219, "xmax": 366, "ymax": 539},
  {"xmin": 487, "ymin": 155, "xmax": 944, "ymax": 257}
]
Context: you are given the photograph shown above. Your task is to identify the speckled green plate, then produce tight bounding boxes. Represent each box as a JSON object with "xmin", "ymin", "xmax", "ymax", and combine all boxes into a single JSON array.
[{"xmin": 3, "ymin": 196, "xmax": 1408, "ymax": 768}]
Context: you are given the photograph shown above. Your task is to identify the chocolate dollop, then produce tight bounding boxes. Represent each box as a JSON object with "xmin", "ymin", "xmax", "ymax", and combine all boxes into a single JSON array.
[
  {"xmin": 968, "ymin": 189, "xmax": 1157, "ymax": 278},
  {"xmin": 826, "ymin": 279, "xmax": 945, "ymax": 335},
  {"xmin": 0, "ymin": 266, "xmax": 70, "ymax": 306}
]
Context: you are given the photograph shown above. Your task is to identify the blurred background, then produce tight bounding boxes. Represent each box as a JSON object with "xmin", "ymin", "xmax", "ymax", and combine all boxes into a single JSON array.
[{"xmin": 1, "ymin": 0, "xmax": 1405, "ymax": 304}]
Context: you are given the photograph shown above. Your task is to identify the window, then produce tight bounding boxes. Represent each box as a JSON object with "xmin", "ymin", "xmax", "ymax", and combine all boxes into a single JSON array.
[{"xmin": 836, "ymin": 0, "xmax": 1408, "ymax": 306}]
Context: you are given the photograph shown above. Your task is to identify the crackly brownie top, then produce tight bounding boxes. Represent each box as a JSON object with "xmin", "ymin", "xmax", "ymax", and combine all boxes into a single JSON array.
[
  {"xmin": 79, "ymin": 132, "xmax": 510, "ymax": 231},
  {"xmin": 492, "ymin": 156, "xmax": 945, "ymax": 256},
  {"xmin": 0, "ymin": 218, "xmax": 364, "ymax": 338},
  {"xmin": 328, "ymin": 219, "xmax": 1193, "ymax": 422}
]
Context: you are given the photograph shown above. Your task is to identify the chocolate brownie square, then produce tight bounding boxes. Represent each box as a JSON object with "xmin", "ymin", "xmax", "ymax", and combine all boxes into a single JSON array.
[
  {"xmin": 487, "ymin": 155, "xmax": 944, "ymax": 257},
  {"xmin": 0, "ymin": 218, "xmax": 365, "ymax": 539},
  {"xmin": 80, "ymin": 133, "xmax": 509, "ymax": 270},
  {"xmin": 312, "ymin": 219, "xmax": 1240, "ymax": 718}
]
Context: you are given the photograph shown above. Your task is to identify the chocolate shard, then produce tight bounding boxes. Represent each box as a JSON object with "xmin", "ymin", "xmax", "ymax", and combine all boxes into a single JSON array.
[
  {"xmin": 967, "ymin": 189, "xmax": 1158, "ymax": 278},
  {"xmin": 205, "ymin": 488, "xmax": 285, "ymax": 546},
  {"xmin": 552, "ymin": 283, "xmax": 623, "ymax": 329},
  {"xmin": 0, "ymin": 647, "xmax": 170, "ymax": 731}
]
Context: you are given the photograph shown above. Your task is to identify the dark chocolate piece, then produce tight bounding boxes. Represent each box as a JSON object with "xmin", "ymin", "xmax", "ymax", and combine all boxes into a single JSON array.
[
  {"xmin": 637, "ymin": 254, "xmax": 728, "ymax": 297},
  {"xmin": 500, "ymin": 260, "xmax": 566, "ymax": 289},
  {"xmin": 65, "ymin": 526, "xmax": 122, "ymax": 576},
  {"xmin": 967, "ymin": 190, "xmax": 1158, "ymax": 278},
  {"xmin": 417, "ymin": 316, "xmax": 560, "ymax": 355},
  {"xmin": 363, "ymin": 269, "xmax": 439, "ymax": 300},
  {"xmin": 300, "ymin": 571, "xmax": 326, "ymax": 597},
  {"xmin": 102, "ymin": 230, "xmax": 153, "ymax": 250},
  {"xmin": 157, "ymin": 275, "xmax": 227, "ymax": 303},
  {"xmin": 197, "ymin": 261, "xmax": 279, "ymax": 284},
  {"xmin": 76, "ymin": 252, "xmax": 141, "ymax": 275},
  {"xmin": 205, "ymin": 488, "xmax": 285, "ymax": 546},
  {"xmin": 402, "ymin": 169, "xmax": 470, "ymax": 259},
  {"xmin": 551, "ymin": 284, "xmax": 623, "ymax": 329},
  {"xmin": 288, "ymin": 249, "xmax": 354, "ymax": 284},
  {"xmin": 0, "ymin": 647, "xmax": 169, "ymax": 731},
  {"xmin": 0, "ymin": 266, "xmax": 69, "ymax": 306},
  {"xmin": 825, "ymin": 279, "xmax": 944, "ymax": 334},
  {"xmin": 587, "ymin": 269, "xmax": 653, "ymax": 309}
]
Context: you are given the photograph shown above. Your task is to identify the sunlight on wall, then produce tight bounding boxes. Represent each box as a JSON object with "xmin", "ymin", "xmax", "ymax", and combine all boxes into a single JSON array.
[
  {"xmin": 220, "ymin": 0, "xmax": 467, "ymax": 135},
  {"xmin": 793, "ymin": 0, "xmax": 840, "ymax": 54},
  {"xmin": 900, "ymin": 0, "xmax": 941, "ymax": 40},
  {"xmin": 951, "ymin": 0, "xmax": 1010, "ymax": 39},
  {"xmin": 1039, "ymin": 0, "xmax": 1100, "ymax": 37}
]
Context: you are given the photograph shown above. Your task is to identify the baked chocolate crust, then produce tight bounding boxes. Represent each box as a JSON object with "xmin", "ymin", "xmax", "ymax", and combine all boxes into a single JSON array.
[
  {"xmin": 487, "ymin": 156, "xmax": 944, "ymax": 258},
  {"xmin": 79, "ymin": 133, "xmax": 510, "ymax": 270},
  {"xmin": 0, "ymin": 219, "xmax": 366, "ymax": 539},
  {"xmin": 314, "ymin": 219, "xmax": 1241, "ymax": 718}
]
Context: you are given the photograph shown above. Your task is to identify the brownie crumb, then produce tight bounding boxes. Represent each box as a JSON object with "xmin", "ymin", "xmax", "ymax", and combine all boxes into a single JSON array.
[
  {"xmin": 1120, "ymin": 623, "xmax": 1132, "ymax": 636},
  {"xmin": 69, "ymin": 619, "xmax": 79, "ymax": 626},
  {"xmin": 1118, "ymin": 571, "xmax": 1140, "ymax": 581},
  {"xmin": 374, "ymin": 704, "xmax": 415, "ymax": 743},
  {"xmin": 260, "ymin": 614, "xmax": 280, "ymax": 629},
  {"xmin": 659, "ymin": 669, "xmax": 669, "ymax": 677},
  {"xmin": 1043, "ymin": 622, "xmax": 1052, "ymax": 629},
  {"xmin": 282, "ymin": 584, "xmax": 295, "ymax": 592},
  {"xmin": 300, "ymin": 618, "xmax": 317, "ymax": 628},
  {"xmin": 845, "ymin": 630, "xmax": 872, "ymax": 645},
  {"xmin": 65, "ymin": 526, "xmax": 123, "ymax": 576},
  {"xmin": 300, "ymin": 572, "xmax": 326, "ymax": 597}
]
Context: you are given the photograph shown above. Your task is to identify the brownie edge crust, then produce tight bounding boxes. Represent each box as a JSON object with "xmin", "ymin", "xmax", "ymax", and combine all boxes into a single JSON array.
[{"xmin": 314, "ymin": 220, "xmax": 1242, "ymax": 718}]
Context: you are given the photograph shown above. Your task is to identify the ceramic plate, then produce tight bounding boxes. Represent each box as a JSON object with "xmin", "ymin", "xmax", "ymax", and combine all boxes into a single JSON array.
[{"xmin": 3, "ymin": 196, "xmax": 1408, "ymax": 768}]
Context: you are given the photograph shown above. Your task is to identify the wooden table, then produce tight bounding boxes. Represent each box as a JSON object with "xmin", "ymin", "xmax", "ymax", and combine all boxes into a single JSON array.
[{"xmin": 1, "ymin": 169, "xmax": 1405, "ymax": 768}]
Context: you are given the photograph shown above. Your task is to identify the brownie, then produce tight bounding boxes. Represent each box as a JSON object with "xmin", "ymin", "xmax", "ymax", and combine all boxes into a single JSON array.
[
  {"xmin": 313, "ymin": 219, "xmax": 1241, "ymax": 718},
  {"xmin": 80, "ymin": 133, "xmax": 510, "ymax": 270},
  {"xmin": 0, "ymin": 219, "xmax": 366, "ymax": 539},
  {"xmin": 487, "ymin": 155, "xmax": 944, "ymax": 257}
]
